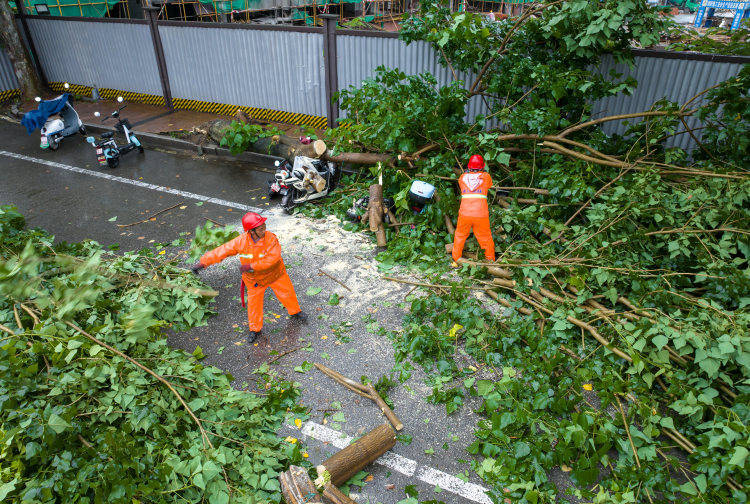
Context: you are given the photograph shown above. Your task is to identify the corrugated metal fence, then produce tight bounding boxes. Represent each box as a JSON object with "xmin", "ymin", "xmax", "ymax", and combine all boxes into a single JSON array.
[
  {"xmin": 592, "ymin": 52, "xmax": 746, "ymax": 151},
  {"xmin": 8, "ymin": 14, "xmax": 750, "ymax": 151},
  {"xmin": 0, "ymin": 45, "xmax": 20, "ymax": 97}
]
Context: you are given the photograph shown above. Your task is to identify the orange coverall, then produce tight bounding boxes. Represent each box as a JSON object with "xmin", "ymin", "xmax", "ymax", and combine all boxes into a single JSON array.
[
  {"xmin": 451, "ymin": 171, "xmax": 496, "ymax": 262},
  {"xmin": 199, "ymin": 231, "xmax": 301, "ymax": 332}
]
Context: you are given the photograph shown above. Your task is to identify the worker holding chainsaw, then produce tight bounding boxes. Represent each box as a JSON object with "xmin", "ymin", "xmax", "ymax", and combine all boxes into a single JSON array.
[
  {"xmin": 190, "ymin": 212, "xmax": 306, "ymax": 344},
  {"xmin": 451, "ymin": 154, "xmax": 496, "ymax": 263}
]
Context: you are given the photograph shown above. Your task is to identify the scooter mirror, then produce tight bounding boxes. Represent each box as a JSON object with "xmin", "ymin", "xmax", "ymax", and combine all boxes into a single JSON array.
[
  {"xmin": 117, "ymin": 96, "xmax": 124, "ymax": 103},
  {"xmin": 94, "ymin": 111, "xmax": 101, "ymax": 117},
  {"xmin": 63, "ymin": 82, "xmax": 70, "ymax": 89},
  {"xmin": 35, "ymin": 97, "xmax": 41, "ymax": 102},
  {"xmin": 86, "ymin": 136, "xmax": 95, "ymax": 144},
  {"xmin": 274, "ymin": 160, "xmax": 281, "ymax": 167}
]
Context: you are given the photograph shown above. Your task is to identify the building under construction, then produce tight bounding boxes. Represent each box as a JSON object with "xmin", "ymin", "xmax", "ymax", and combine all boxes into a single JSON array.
[{"xmin": 14, "ymin": 0, "xmax": 537, "ymax": 26}]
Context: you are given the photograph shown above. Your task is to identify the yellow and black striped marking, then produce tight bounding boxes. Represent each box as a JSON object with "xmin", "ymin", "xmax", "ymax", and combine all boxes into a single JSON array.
[
  {"xmin": 172, "ymin": 97, "xmax": 327, "ymax": 130},
  {"xmin": 49, "ymin": 82, "xmax": 93, "ymax": 97},
  {"xmin": 98, "ymin": 88, "xmax": 165, "ymax": 107},
  {"xmin": 0, "ymin": 88, "xmax": 21, "ymax": 103}
]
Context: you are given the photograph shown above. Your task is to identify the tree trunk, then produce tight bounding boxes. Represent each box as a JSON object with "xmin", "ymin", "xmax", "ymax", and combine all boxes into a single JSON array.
[
  {"xmin": 0, "ymin": 4, "xmax": 42, "ymax": 101},
  {"xmin": 368, "ymin": 183, "xmax": 387, "ymax": 248},
  {"xmin": 322, "ymin": 483, "xmax": 358, "ymax": 504},
  {"xmin": 324, "ymin": 151, "xmax": 393, "ymax": 166},
  {"xmin": 321, "ymin": 424, "xmax": 396, "ymax": 487}
]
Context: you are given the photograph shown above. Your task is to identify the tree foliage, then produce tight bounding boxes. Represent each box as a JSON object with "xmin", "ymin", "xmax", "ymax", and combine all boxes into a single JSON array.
[
  {"xmin": 317, "ymin": 1, "xmax": 749, "ymax": 502},
  {"xmin": 0, "ymin": 205, "xmax": 304, "ymax": 503}
]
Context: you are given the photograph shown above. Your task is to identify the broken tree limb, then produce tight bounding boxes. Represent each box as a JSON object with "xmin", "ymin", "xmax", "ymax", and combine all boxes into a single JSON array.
[
  {"xmin": 321, "ymin": 424, "xmax": 396, "ymax": 487},
  {"xmin": 314, "ymin": 362, "xmax": 371, "ymax": 398},
  {"xmin": 365, "ymin": 383, "xmax": 403, "ymax": 431},
  {"xmin": 368, "ymin": 183, "xmax": 387, "ymax": 248},
  {"xmin": 323, "ymin": 151, "xmax": 394, "ymax": 166},
  {"xmin": 456, "ymin": 258, "xmax": 513, "ymax": 278},
  {"xmin": 117, "ymin": 202, "xmax": 184, "ymax": 228},
  {"xmin": 318, "ymin": 268, "xmax": 352, "ymax": 292},
  {"xmin": 281, "ymin": 466, "xmax": 324, "ymax": 504},
  {"xmin": 315, "ymin": 363, "xmax": 403, "ymax": 431}
]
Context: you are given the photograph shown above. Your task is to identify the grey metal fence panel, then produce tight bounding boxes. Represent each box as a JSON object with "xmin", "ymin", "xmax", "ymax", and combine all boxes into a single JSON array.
[
  {"xmin": 159, "ymin": 25, "xmax": 326, "ymax": 116},
  {"xmin": 336, "ymin": 35, "xmax": 493, "ymax": 124},
  {"xmin": 0, "ymin": 47, "xmax": 19, "ymax": 92},
  {"xmin": 592, "ymin": 55, "xmax": 745, "ymax": 151},
  {"xmin": 25, "ymin": 18, "xmax": 162, "ymax": 95}
]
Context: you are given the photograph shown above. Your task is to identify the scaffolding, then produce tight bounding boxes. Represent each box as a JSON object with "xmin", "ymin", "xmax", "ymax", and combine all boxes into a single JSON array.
[{"xmin": 151, "ymin": 0, "xmax": 408, "ymax": 26}]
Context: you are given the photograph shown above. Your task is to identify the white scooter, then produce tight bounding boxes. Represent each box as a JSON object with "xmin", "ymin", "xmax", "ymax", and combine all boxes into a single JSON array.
[{"xmin": 22, "ymin": 83, "xmax": 86, "ymax": 150}]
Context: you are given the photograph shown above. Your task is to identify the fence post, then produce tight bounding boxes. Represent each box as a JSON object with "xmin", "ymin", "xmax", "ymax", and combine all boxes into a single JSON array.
[
  {"xmin": 144, "ymin": 6, "xmax": 172, "ymax": 110},
  {"xmin": 321, "ymin": 14, "xmax": 339, "ymax": 129},
  {"xmin": 16, "ymin": 10, "xmax": 48, "ymax": 87}
]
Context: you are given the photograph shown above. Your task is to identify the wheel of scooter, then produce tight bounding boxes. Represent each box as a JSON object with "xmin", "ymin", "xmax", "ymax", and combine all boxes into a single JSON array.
[
  {"xmin": 48, "ymin": 139, "xmax": 59, "ymax": 151},
  {"xmin": 79, "ymin": 126, "xmax": 87, "ymax": 135},
  {"xmin": 138, "ymin": 146, "xmax": 144, "ymax": 154},
  {"xmin": 107, "ymin": 156, "xmax": 120, "ymax": 169},
  {"xmin": 281, "ymin": 188, "xmax": 297, "ymax": 214}
]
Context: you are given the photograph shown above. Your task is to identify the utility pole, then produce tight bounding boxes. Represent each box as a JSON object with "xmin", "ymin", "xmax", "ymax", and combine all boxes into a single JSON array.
[{"xmin": 0, "ymin": 2, "xmax": 43, "ymax": 101}]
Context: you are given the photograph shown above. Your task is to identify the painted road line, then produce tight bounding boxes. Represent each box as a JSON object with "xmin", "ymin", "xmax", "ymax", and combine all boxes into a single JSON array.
[
  {"xmin": 0, "ymin": 150, "xmax": 266, "ymax": 214},
  {"xmin": 300, "ymin": 421, "xmax": 488, "ymax": 504},
  {"xmin": 416, "ymin": 466, "xmax": 492, "ymax": 504}
]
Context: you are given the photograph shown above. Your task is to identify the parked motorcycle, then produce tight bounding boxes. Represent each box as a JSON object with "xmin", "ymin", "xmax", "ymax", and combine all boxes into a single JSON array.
[
  {"xmin": 85, "ymin": 97, "xmax": 143, "ymax": 168},
  {"xmin": 21, "ymin": 83, "xmax": 86, "ymax": 151},
  {"xmin": 267, "ymin": 155, "xmax": 340, "ymax": 213}
]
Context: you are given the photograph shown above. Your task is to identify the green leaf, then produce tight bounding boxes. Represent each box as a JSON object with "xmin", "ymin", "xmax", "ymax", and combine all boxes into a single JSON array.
[
  {"xmin": 306, "ymin": 286, "xmax": 323, "ymax": 296},
  {"xmin": 192, "ymin": 345, "xmax": 206, "ymax": 360},
  {"xmin": 108, "ymin": 216, "xmax": 117, "ymax": 222},
  {"xmin": 0, "ymin": 479, "xmax": 17, "ymax": 501},
  {"xmin": 48, "ymin": 413, "xmax": 71, "ymax": 434},
  {"xmin": 728, "ymin": 446, "xmax": 748, "ymax": 467},
  {"xmin": 424, "ymin": 447, "xmax": 435, "ymax": 455},
  {"xmin": 514, "ymin": 441, "xmax": 531, "ymax": 458}
]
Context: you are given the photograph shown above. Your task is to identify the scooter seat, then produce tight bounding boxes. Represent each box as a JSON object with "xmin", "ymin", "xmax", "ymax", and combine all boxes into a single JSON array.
[{"xmin": 101, "ymin": 131, "xmax": 114, "ymax": 139}]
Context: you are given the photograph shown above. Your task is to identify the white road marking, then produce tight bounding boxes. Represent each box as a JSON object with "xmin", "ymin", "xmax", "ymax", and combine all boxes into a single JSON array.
[
  {"xmin": 416, "ymin": 466, "xmax": 493, "ymax": 504},
  {"xmin": 300, "ymin": 421, "xmax": 489, "ymax": 503},
  {"xmin": 0, "ymin": 150, "xmax": 266, "ymax": 214}
]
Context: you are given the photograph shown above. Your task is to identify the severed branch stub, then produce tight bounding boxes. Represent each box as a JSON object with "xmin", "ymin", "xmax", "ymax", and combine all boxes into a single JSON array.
[{"xmin": 314, "ymin": 362, "xmax": 403, "ymax": 431}]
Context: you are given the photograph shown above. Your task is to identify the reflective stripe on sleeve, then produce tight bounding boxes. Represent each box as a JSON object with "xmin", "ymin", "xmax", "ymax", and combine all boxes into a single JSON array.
[
  {"xmin": 461, "ymin": 194, "xmax": 487, "ymax": 199},
  {"xmin": 239, "ymin": 254, "xmax": 254, "ymax": 259}
]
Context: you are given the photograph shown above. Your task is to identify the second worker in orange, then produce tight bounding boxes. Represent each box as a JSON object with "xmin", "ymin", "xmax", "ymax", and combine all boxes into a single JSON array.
[{"xmin": 451, "ymin": 154, "xmax": 496, "ymax": 263}]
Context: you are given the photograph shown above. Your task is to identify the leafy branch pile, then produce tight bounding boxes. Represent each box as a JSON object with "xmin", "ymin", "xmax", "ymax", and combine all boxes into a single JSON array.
[
  {"xmin": 0, "ymin": 205, "xmax": 303, "ymax": 503},
  {"xmin": 312, "ymin": 1, "xmax": 748, "ymax": 502}
]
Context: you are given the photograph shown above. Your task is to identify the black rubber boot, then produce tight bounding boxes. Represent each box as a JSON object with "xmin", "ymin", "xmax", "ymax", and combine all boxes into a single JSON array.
[
  {"xmin": 248, "ymin": 331, "xmax": 261, "ymax": 344},
  {"xmin": 290, "ymin": 311, "xmax": 307, "ymax": 324}
]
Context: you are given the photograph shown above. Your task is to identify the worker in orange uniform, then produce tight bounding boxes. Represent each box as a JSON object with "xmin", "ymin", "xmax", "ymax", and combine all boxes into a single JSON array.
[
  {"xmin": 451, "ymin": 154, "xmax": 496, "ymax": 263},
  {"xmin": 190, "ymin": 211, "xmax": 306, "ymax": 344}
]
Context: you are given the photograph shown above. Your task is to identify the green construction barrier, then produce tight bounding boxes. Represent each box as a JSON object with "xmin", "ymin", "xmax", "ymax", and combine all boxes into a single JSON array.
[{"xmin": 13, "ymin": 0, "xmax": 121, "ymax": 17}]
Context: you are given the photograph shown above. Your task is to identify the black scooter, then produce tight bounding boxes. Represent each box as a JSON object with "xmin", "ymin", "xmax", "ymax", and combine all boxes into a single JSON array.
[{"xmin": 85, "ymin": 96, "xmax": 143, "ymax": 169}]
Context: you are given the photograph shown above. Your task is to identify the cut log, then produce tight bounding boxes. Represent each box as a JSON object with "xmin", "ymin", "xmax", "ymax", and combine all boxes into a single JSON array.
[
  {"xmin": 322, "ymin": 424, "xmax": 396, "ymax": 487},
  {"xmin": 369, "ymin": 184, "xmax": 387, "ymax": 248},
  {"xmin": 281, "ymin": 466, "xmax": 324, "ymax": 504}
]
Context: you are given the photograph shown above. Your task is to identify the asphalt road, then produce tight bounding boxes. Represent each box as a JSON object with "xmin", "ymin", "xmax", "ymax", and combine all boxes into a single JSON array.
[{"xmin": 0, "ymin": 118, "xmax": 499, "ymax": 504}]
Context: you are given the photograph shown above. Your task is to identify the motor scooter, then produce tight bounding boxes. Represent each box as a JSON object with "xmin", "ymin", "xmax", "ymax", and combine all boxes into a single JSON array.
[
  {"xmin": 85, "ymin": 97, "xmax": 143, "ymax": 168},
  {"xmin": 267, "ymin": 155, "xmax": 340, "ymax": 213},
  {"xmin": 21, "ymin": 83, "xmax": 86, "ymax": 150}
]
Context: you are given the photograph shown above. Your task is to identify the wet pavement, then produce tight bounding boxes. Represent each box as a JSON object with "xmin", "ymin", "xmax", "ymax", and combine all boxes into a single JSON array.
[{"xmin": 0, "ymin": 118, "xmax": 498, "ymax": 504}]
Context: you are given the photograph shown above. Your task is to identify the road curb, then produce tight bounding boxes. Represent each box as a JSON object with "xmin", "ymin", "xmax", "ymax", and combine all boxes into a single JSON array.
[{"xmin": 82, "ymin": 121, "xmax": 281, "ymax": 167}]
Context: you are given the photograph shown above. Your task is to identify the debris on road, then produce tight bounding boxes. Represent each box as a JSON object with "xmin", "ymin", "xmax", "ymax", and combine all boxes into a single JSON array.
[{"xmin": 315, "ymin": 363, "xmax": 403, "ymax": 431}]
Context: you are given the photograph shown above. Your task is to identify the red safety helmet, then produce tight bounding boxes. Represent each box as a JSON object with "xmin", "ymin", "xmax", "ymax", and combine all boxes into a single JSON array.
[
  {"xmin": 467, "ymin": 154, "xmax": 485, "ymax": 172},
  {"xmin": 242, "ymin": 212, "xmax": 267, "ymax": 232}
]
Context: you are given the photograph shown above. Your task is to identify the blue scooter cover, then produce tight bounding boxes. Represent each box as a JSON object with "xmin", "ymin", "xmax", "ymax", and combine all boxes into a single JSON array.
[{"xmin": 21, "ymin": 93, "xmax": 71, "ymax": 134}]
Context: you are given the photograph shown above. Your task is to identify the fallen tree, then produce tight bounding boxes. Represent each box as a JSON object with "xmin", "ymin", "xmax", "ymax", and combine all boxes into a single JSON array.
[{"xmin": 295, "ymin": 1, "xmax": 749, "ymax": 502}]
